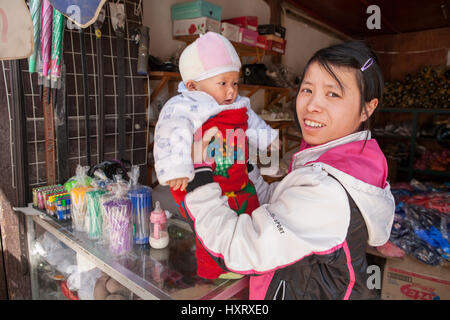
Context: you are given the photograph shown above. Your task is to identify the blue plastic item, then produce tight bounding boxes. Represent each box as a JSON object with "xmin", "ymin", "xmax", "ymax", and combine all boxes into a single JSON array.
[
  {"xmin": 128, "ymin": 187, "xmax": 152, "ymax": 244},
  {"xmin": 171, "ymin": 0, "xmax": 222, "ymax": 21}
]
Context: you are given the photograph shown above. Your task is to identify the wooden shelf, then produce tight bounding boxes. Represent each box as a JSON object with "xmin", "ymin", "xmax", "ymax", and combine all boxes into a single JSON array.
[
  {"xmin": 239, "ymin": 83, "xmax": 295, "ymax": 109},
  {"xmin": 174, "ymin": 35, "xmax": 281, "ymax": 63},
  {"xmin": 374, "ymin": 107, "xmax": 449, "ymax": 182},
  {"xmin": 148, "ymin": 71, "xmax": 181, "ymax": 104}
]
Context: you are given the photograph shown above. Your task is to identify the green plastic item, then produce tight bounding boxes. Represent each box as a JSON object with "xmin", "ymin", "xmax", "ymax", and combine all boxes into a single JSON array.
[
  {"xmin": 64, "ymin": 176, "xmax": 93, "ymax": 193},
  {"xmin": 86, "ymin": 189, "xmax": 108, "ymax": 240}
]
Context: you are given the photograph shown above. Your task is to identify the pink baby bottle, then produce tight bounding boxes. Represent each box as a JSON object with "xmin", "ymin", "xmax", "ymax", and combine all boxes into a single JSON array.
[{"xmin": 149, "ymin": 201, "xmax": 169, "ymax": 249}]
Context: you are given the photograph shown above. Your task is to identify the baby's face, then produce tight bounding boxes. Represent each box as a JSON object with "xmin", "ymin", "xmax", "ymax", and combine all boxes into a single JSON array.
[{"xmin": 194, "ymin": 71, "xmax": 239, "ymax": 105}]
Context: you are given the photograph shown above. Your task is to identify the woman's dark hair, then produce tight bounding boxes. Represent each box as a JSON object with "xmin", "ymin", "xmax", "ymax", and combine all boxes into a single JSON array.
[{"xmin": 295, "ymin": 41, "xmax": 384, "ymax": 135}]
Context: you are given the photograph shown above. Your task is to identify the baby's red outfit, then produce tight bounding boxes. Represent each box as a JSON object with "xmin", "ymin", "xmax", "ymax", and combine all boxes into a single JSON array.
[{"xmin": 170, "ymin": 107, "xmax": 260, "ymax": 279}]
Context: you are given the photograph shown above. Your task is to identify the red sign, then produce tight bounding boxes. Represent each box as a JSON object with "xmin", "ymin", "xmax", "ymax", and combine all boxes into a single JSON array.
[{"xmin": 400, "ymin": 284, "xmax": 438, "ymax": 300}]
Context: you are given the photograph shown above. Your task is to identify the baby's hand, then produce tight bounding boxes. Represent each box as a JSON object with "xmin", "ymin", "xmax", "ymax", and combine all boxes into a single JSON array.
[{"xmin": 166, "ymin": 177, "xmax": 189, "ymax": 191}]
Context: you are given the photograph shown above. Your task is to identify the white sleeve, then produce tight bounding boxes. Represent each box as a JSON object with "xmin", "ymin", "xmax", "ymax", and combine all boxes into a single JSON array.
[
  {"xmin": 153, "ymin": 97, "xmax": 224, "ymax": 185},
  {"xmin": 248, "ymin": 164, "xmax": 279, "ymax": 205},
  {"xmin": 245, "ymin": 104, "xmax": 279, "ymax": 149},
  {"xmin": 184, "ymin": 171, "xmax": 350, "ymax": 274}
]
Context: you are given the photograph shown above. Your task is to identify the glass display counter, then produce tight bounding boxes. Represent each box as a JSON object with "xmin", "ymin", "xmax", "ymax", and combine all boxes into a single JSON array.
[{"xmin": 18, "ymin": 204, "xmax": 248, "ymax": 300}]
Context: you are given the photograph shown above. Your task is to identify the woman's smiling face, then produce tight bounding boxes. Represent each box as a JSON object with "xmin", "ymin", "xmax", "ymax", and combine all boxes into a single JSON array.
[{"xmin": 296, "ymin": 61, "xmax": 365, "ymax": 146}]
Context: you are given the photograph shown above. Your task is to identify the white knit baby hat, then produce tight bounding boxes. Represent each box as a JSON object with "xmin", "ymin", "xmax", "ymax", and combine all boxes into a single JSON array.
[{"xmin": 178, "ymin": 32, "xmax": 241, "ymax": 83}]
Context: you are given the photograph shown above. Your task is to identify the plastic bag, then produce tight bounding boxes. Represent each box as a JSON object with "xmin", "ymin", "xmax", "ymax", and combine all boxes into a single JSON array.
[
  {"xmin": 390, "ymin": 202, "xmax": 449, "ymax": 266},
  {"xmin": 67, "ymin": 267, "xmax": 102, "ymax": 300},
  {"xmin": 86, "ymin": 181, "xmax": 109, "ymax": 240},
  {"xmin": 32, "ymin": 232, "xmax": 77, "ymax": 274},
  {"xmin": 69, "ymin": 165, "xmax": 93, "ymax": 232},
  {"xmin": 64, "ymin": 165, "xmax": 93, "ymax": 193},
  {"xmin": 101, "ymin": 182, "xmax": 132, "ymax": 256},
  {"xmin": 127, "ymin": 165, "xmax": 152, "ymax": 244}
]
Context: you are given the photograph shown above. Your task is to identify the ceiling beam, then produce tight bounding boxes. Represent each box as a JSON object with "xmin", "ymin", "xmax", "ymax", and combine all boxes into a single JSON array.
[
  {"xmin": 282, "ymin": 0, "xmax": 353, "ymax": 40},
  {"xmin": 283, "ymin": 0, "xmax": 352, "ymax": 38}
]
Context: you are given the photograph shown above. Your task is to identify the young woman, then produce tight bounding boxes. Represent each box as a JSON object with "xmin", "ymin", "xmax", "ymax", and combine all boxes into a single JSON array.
[{"xmin": 181, "ymin": 41, "xmax": 395, "ymax": 300}]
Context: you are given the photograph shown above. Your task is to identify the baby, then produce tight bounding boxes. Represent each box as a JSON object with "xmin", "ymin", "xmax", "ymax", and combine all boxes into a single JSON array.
[{"xmin": 154, "ymin": 32, "xmax": 278, "ymax": 279}]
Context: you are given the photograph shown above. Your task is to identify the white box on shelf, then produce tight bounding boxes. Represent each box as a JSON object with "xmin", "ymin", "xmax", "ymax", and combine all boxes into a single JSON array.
[
  {"xmin": 221, "ymin": 22, "xmax": 240, "ymax": 42},
  {"xmin": 172, "ymin": 16, "xmax": 221, "ymax": 36}
]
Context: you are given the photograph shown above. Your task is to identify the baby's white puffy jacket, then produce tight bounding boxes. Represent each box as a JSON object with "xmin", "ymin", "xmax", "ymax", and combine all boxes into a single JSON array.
[{"xmin": 153, "ymin": 82, "xmax": 279, "ymax": 185}]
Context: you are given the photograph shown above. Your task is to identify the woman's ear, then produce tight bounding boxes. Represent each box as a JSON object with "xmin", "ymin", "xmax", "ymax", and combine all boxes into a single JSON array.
[
  {"xmin": 185, "ymin": 80, "xmax": 197, "ymax": 91},
  {"xmin": 361, "ymin": 98, "xmax": 378, "ymax": 122}
]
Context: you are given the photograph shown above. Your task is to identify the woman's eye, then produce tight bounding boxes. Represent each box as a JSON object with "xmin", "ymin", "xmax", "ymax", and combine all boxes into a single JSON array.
[
  {"xmin": 327, "ymin": 92, "xmax": 340, "ymax": 98},
  {"xmin": 218, "ymin": 82, "xmax": 226, "ymax": 85},
  {"xmin": 301, "ymin": 88, "xmax": 312, "ymax": 94}
]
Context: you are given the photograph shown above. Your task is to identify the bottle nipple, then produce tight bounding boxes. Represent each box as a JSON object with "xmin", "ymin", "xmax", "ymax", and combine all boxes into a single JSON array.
[{"xmin": 154, "ymin": 201, "xmax": 162, "ymax": 212}]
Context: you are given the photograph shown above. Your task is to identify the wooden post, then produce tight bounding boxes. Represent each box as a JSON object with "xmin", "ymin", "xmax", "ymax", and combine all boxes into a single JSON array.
[{"xmin": 264, "ymin": 0, "xmax": 283, "ymax": 64}]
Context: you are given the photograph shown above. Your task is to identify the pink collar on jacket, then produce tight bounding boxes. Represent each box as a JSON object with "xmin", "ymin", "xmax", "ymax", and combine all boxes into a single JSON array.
[{"xmin": 291, "ymin": 133, "xmax": 388, "ymax": 188}]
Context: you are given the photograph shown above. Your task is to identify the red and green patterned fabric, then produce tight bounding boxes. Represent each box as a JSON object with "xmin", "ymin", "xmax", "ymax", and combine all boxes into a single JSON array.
[{"xmin": 171, "ymin": 107, "xmax": 260, "ymax": 279}]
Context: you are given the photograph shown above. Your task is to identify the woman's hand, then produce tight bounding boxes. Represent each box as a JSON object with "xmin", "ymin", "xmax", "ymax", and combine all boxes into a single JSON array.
[
  {"xmin": 166, "ymin": 177, "xmax": 189, "ymax": 192},
  {"xmin": 192, "ymin": 126, "xmax": 219, "ymax": 165}
]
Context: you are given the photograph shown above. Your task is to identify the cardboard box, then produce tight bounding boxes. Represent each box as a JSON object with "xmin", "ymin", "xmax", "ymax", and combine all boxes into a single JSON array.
[
  {"xmin": 171, "ymin": 0, "xmax": 222, "ymax": 21},
  {"xmin": 261, "ymin": 34, "xmax": 284, "ymax": 43},
  {"xmin": 256, "ymin": 35, "xmax": 271, "ymax": 50},
  {"xmin": 382, "ymin": 254, "xmax": 450, "ymax": 300},
  {"xmin": 270, "ymin": 38, "xmax": 286, "ymax": 54},
  {"xmin": 173, "ymin": 16, "xmax": 221, "ymax": 36},
  {"xmin": 221, "ymin": 22, "xmax": 240, "ymax": 42},
  {"xmin": 223, "ymin": 16, "xmax": 258, "ymax": 31},
  {"xmin": 239, "ymin": 27, "xmax": 258, "ymax": 46},
  {"xmin": 257, "ymin": 24, "xmax": 286, "ymax": 38}
]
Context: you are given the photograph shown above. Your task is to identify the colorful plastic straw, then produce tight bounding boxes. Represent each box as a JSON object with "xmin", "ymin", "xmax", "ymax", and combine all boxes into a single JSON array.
[
  {"xmin": 40, "ymin": 0, "xmax": 53, "ymax": 77},
  {"xmin": 103, "ymin": 198, "xmax": 132, "ymax": 256},
  {"xmin": 50, "ymin": 8, "xmax": 64, "ymax": 79},
  {"xmin": 128, "ymin": 187, "xmax": 152, "ymax": 244},
  {"xmin": 86, "ymin": 189, "xmax": 108, "ymax": 240},
  {"xmin": 28, "ymin": 0, "xmax": 42, "ymax": 73},
  {"xmin": 70, "ymin": 186, "xmax": 92, "ymax": 232}
]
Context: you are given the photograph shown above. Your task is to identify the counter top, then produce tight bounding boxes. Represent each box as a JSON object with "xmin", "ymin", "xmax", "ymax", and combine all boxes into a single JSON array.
[{"xmin": 19, "ymin": 204, "xmax": 248, "ymax": 300}]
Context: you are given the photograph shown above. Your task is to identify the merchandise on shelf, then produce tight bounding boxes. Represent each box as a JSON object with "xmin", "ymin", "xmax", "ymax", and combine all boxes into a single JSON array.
[
  {"xmin": 127, "ymin": 165, "xmax": 152, "ymax": 245},
  {"xmin": 242, "ymin": 63, "xmax": 276, "ymax": 87},
  {"xmin": 32, "ymin": 184, "xmax": 70, "ymax": 221},
  {"xmin": 372, "ymin": 121, "xmax": 412, "ymax": 137},
  {"xmin": 255, "ymin": 34, "xmax": 286, "ymax": 54},
  {"xmin": 86, "ymin": 189, "xmax": 108, "ymax": 240},
  {"xmin": 171, "ymin": 0, "xmax": 222, "ymax": 21},
  {"xmin": 222, "ymin": 16, "xmax": 258, "ymax": 31},
  {"xmin": 257, "ymin": 24, "xmax": 286, "ymax": 38},
  {"xmin": 102, "ymin": 183, "xmax": 132, "ymax": 256},
  {"xmin": 269, "ymin": 38, "xmax": 286, "ymax": 54},
  {"xmin": 69, "ymin": 165, "xmax": 94, "ymax": 232},
  {"xmin": 172, "ymin": 16, "xmax": 221, "ymax": 36},
  {"xmin": 221, "ymin": 22, "xmax": 240, "ymax": 42},
  {"xmin": 238, "ymin": 27, "xmax": 258, "ymax": 46},
  {"xmin": 414, "ymin": 147, "xmax": 449, "ymax": 172},
  {"xmin": 383, "ymin": 66, "xmax": 449, "ymax": 108},
  {"xmin": 150, "ymin": 201, "xmax": 169, "ymax": 249},
  {"xmin": 389, "ymin": 180, "xmax": 449, "ymax": 266}
]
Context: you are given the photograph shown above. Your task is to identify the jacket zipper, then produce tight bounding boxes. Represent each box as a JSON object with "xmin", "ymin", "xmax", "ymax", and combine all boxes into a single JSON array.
[{"xmin": 273, "ymin": 280, "xmax": 286, "ymax": 300}]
